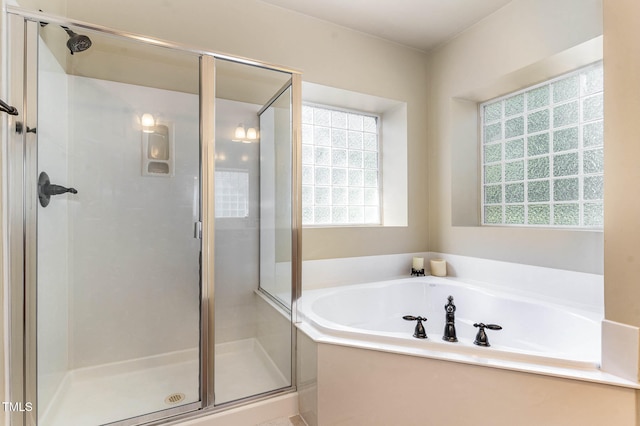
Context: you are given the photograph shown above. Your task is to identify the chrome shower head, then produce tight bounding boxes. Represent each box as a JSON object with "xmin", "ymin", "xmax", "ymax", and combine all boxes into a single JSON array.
[{"xmin": 62, "ymin": 26, "xmax": 92, "ymax": 55}]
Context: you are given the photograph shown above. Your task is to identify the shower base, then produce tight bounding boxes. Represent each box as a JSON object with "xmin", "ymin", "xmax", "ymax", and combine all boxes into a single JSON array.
[
  {"xmin": 215, "ymin": 338, "xmax": 290, "ymax": 404},
  {"xmin": 41, "ymin": 339, "xmax": 288, "ymax": 426}
]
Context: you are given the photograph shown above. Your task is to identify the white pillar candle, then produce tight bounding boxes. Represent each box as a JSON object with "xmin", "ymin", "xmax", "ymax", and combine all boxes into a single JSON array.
[
  {"xmin": 430, "ymin": 259, "xmax": 447, "ymax": 277},
  {"xmin": 412, "ymin": 257, "xmax": 424, "ymax": 270}
]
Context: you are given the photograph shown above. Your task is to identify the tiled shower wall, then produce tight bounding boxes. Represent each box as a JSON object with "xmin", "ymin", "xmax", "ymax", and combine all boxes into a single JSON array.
[
  {"xmin": 37, "ymin": 37, "xmax": 70, "ymax": 415},
  {"xmin": 43, "ymin": 74, "xmax": 280, "ymax": 356},
  {"xmin": 66, "ymin": 76, "xmax": 202, "ymax": 368},
  {"xmin": 37, "ymin": 46, "xmax": 206, "ymax": 407}
]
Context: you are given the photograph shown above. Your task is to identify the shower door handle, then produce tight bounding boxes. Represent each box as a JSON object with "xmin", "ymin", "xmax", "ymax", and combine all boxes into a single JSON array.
[{"xmin": 38, "ymin": 171, "xmax": 78, "ymax": 207}]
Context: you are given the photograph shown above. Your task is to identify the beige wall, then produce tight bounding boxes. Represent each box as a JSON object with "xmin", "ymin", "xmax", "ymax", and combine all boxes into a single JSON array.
[
  {"xmin": 427, "ymin": 0, "xmax": 604, "ymax": 274},
  {"xmin": 603, "ymin": 0, "xmax": 640, "ymax": 327},
  {"xmin": 31, "ymin": 0, "xmax": 431, "ymax": 260}
]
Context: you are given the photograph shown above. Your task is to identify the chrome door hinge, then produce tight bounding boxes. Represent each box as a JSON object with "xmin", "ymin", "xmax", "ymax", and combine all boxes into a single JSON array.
[{"xmin": 194, "ymin": 221, "xmax": 202, "ymax": 239}]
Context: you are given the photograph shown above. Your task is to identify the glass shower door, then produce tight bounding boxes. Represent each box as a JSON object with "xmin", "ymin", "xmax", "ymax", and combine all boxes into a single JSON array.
[
  {"xmin": 35, "ymin": 23, "xmax": 202, "ymax": 425},
  {"xmin": 259, "ymin": 85, "xmax": 293, "ymax": 309},
  {"xmin": 213, "ymin": 59, "xmax": 294, "ymax": 405}
]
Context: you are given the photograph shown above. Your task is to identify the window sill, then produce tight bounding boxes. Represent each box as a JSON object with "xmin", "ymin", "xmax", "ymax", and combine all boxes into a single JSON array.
[{"xmin": 479, "ymin": 223, "xmax": 603, "ymax": 232}]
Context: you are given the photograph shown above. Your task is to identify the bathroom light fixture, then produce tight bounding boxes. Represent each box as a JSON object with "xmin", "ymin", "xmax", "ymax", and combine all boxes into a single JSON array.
[
  {"xmin": 233, "ymin": 124, "xmax": 259, "ymax": 143},
  {"xmin": 234, "ymin": 124, "xmax": 246, "ymax": 141},
  {"xmin": 246, "ymin": 127, "xmax": 258, "ymax": 140},
  {"xmin": 141, "ymin": 113, "xmax": 156, "ymax": 133}
]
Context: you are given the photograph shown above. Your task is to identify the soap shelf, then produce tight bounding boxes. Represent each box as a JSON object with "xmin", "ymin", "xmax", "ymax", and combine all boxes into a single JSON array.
[{"xmin": 141, "ymin": 123, "xmax": 174, "ymax": 177}]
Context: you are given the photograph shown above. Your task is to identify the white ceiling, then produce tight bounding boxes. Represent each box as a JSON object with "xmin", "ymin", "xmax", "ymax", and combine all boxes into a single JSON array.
[{"xmin": 260, "ymin": 0, "xmax": 513, "ymax": 52}]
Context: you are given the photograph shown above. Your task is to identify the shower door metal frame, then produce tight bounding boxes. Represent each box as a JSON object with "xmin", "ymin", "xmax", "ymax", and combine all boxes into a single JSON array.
[
  {"xmin": 199, "ymin": 54, "xmax": 215, "ymax": 408},
  {"xmin": 6, "ymin": 13, "xmax": 39, "ymax": 426},
  {"xmin": 5, "ymin": 7, "xmax": 302, "ymax": 426},
  {"xmin": 255, "ymin": 75, "xmax": 302, "ymax": 397}
]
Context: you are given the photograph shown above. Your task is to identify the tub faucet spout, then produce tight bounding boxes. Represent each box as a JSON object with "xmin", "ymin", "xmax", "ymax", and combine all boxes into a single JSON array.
[{"xmin": 443, "ymin": 295, "xmax": 458, "ymax": 342}]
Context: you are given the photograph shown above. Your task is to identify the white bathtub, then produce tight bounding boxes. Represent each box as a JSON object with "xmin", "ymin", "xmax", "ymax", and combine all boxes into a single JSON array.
[{"xmin": 297, "ymin": 276, "xmax": 603, "ymax": 370}]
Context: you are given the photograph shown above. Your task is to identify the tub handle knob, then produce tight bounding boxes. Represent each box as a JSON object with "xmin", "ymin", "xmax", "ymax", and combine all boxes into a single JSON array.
[
  {"xmin": 473, "ymin": 323, "xmax": 502, "ymax": 347},
  {"xmin": 403, "ymin": 315, "xmax": 428, "ymax": 339},
  {"xmin": 38, "ymin": 171, "xmax": 78, "ymax": 208}
]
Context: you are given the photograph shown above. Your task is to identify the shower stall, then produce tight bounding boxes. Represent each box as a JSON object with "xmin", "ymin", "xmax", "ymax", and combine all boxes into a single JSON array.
[{"xmin": 6, "ymin": 9, "xmax": 301, "ymax": 426}]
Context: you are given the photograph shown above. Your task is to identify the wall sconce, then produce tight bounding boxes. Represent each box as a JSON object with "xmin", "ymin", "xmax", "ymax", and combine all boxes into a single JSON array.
[
  {"xmin": 234, "ymin": 123, "xmax": 246, "ymax": 140},
  {"xmin": 141, "ymin": 113, "xmax": 156, "ymax": 133},
  {"xmin": 233, "ymin": 123, "xmax": 259, "ymax": 143}
]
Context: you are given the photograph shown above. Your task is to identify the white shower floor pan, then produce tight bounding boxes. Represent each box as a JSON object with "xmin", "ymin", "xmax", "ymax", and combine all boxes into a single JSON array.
[
  {"xmin": 214, "ymin": 338, "xmax": 290, "ymax": 405},
  {"xmin": 41, "ymin": 339, "xmax": 289, "ymax": 426}
]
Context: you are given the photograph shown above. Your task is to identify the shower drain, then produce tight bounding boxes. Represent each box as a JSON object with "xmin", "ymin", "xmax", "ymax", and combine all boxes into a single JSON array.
[{"xmin": 164, "ymin": 393, "xmax": 186, "ymax": 405}]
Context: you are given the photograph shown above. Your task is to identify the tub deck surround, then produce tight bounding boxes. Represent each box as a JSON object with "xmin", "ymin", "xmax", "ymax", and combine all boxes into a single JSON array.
[
  {"xmin": 302, "ymin": 252, "xmax": 603, "ymax": 313},
  {"xmin": 313, "ymin": 344, "xmax": 637, "ymax": 426},
  {"xmin": 297, "ymin": 276, "xmax": 637, "ymax": 389},
  {"xmin": 427, "ymin": 253, "xmax": 604, "ymax": 314}
]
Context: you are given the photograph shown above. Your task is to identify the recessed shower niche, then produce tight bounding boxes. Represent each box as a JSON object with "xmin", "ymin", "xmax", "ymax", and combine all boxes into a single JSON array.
[{"xmin": 142, "ymin": 123, "xmax": 174, "ymax": 176}]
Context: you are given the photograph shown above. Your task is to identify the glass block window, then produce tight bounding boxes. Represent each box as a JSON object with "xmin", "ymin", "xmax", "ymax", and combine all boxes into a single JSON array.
[
  {"xmin": 481, "ymin": 62, "xmax": 603, "ymax": 228},
  {"xmin": 302, "ymin": 104, "xmax": 380, "ymax": 225},
  {"xmin": 215, "ymin": 170, "xmax": 249, "ymax": 218}
]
